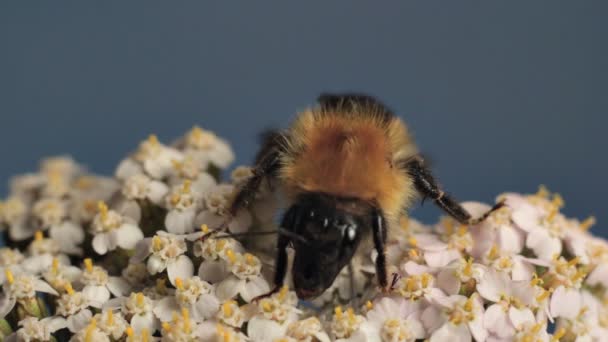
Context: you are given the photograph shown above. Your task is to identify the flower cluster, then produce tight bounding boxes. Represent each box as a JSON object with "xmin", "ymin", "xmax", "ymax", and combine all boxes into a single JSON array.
[{"xmin": 0, "ymin": 126, "xmax": 607, "ymax": 342}]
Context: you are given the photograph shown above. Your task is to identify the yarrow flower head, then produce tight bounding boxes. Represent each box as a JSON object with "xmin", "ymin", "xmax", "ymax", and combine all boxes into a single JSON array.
[{"xmin": 0, "ymin": 128, "xmax": 607, "ymax": 342}]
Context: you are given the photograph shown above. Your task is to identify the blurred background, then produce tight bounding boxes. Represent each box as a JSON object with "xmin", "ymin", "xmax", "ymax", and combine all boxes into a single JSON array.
[{"xmin": 0, "ymin": 2, "xmax": 606, "ymax": 234}]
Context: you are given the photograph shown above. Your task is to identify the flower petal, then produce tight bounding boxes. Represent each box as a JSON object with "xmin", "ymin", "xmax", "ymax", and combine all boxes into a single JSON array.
[
  {"xmin": 107, "ymin": 276, "xmax": 132, "ymax": 297},
  {"xmin": 115, "ymin": 223, "xmax": 144, "ymax": 250},
  {"xmin": 0, "ymin": 296, "xmax": 16, "ymax": 319},
  {"xmin": 153, "ymin": 297, "xmax": 180, "ymax": 322},
  {"xmin": 216, "ymin": 276, "xmax": 243, "ymax": 301},
  {"xmin": 67, "ymin": 309, "xmax": 92, "ymax": 333},
  {"xmin": 167, "ymin": 255, "xmax": 194, "ymax": 285}
]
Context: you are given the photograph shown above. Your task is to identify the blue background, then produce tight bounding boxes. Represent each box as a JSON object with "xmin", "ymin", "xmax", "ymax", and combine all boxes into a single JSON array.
[{"xmin": 1, "ymin": 2, "xmax": 606, "ymax": 234}]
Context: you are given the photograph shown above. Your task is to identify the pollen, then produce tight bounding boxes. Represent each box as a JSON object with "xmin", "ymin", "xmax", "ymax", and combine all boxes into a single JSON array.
[
  {"xmin": 551, "ymin": 327, "xmax": 566, "ymax": 341},
  {"xmin": 487, "ymin": 244, "xmax": 500, "ymax": 260},
  {"xmin": 175, "ymin": 277, "xmax": 184, "ymax": 290},
  {"xmin": 52, "ymin": 258, "xmax": 59, "ymax": 275},
  {"xmin": 34, "ymin": 230, "xmax": 43, "ymax": 241},
  {"xmin": 536, "ymin": 288, "xmax": 553, "ymax": 302},
  {"xmin": 201, "ymin": 224, "xmax": 209, "ymax": 234},
  {"xmin": 141, "ymin": 328, "xmax": 150, "ymax": 342},
  {"xmin": 148, "ymin": 134, "xmax": 159, "ymax": 146},
  {"xmin": 223, "ymin": 301, "xmax": 235, "ymax": 317},
  {"xmin": 126, "ymin": 326, "xmax": 134, "ymax": 339},
  {"xmin": 182, "ymin": 307, "xmax": 191, "ymax": 333},
  {"xmin": 84, "ymin": 318, "xmax": 97, "ymax": 342},
  {"xmin": 152, "ymin": 236, "xmax": 162, "ymax": 251},
  {"xmin": 275, "ymin": 285, "xmax": 288, "ymax": 302},
  {"xmin": 97, "ymin": 201, "xmax": 109, "ymax": 220},
  {"xmin": 407, "ymin": 236, "xmax": 417, "ymax": 247},
  {"xmin": 530, "ymin": 273, "xmax": 544, "ymax": 287},
  {"xmin": 244, "ymin": 253, "xmax": 256, "ymax": 266},
  {"xmin": 462, "ymin": 258, "xmax": 473, "ymax": 277},
  {"xmin": 84, "ymin": 258, "xmax": 93, "ymax": 272},
  {"xmin": 4, "ymin": 269, "xmax": 14, "ymax": 284},
  {"xmin": 64, "ymin": 283, "xmax": 75, "ymax": 295},
  {"xmin": 106, "ymin": 310, "xmax": 114, "ymax": 326},
  {"xmin": 225, "ymin": 249, "xmax": 237, "ymax": 264},
  {"xmin": 162, "ymin": 322, "xmax": 172, "ymax": 332},
  {"xmin": 334, "ymin": 306, "xmax": 343, "ymax": 319},
  {"xmin": 408, "ymin": 248, "xmax": 419, "ymax": 259},
  {"xmin": 262, "ymin": 300, "xmax": 272, "ymax": 312},
  {"xmin": 580, "ymin": 216, "xmax": 596, "ymax": 231},
  {"xmin": 136, "ymin": 292, "xmax": 145, "ymax": 307}
]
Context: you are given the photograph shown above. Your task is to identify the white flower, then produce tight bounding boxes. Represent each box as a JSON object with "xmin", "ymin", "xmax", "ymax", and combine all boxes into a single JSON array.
[
  {"xmin": 132, "ymin": 232, "xmax": 194, "ymax": 285},
  {"xmin": 0, "ymin": 196, "xmax": 30, "ymax": 241},
  {"xmin": 216, "ymin": 300, "xmax": 247, "ymax": 328},
  {"xmin": 195, "ymin": 184, "xmax": 252, "ymax": 234},
  {"xmin": 153, "ymin": 276, "xmax": 220, "ymax": 322},
  {"xmin": 6, "ymin": 316, "xmax": 67, "ymax": 342},
  {"xmin": 105, "ymin": 292, "xmax": 160, "ymax": 334},
  {"xmin": 91, "ymin": 202, "xmax": 143, "ymax": 255},
  {"xmin": 393, "ymin": 273, "xmax": 444, "ymax": 302},
  {"xmin": 215, "ymin": 250, "xmax": 270, "ymax": 302},
  {"xmin": 0, "ymin": 270, "xmax": 58, "ymax": 319},
  {"xmin": 361, "ymin": 297, "xmax": 426, "ymax": 342},
  {"xmin": 329, "ymin": 306, "xmax": 365, "ymax": 341},
  {"xmin": 93, "ymin": 309, "xmax": 129, "ymax": 340},
  {"xmin": 55, "ymin": 284, "xmax": 93, "ymax": 333},
  {"xmin": 69, "ymin": 318, "xmax": 110, "ymax": 342},
  {"xmin": 80, "ymin": 259, "xmax": 131, "ymax": 308},
  {"xmin": 168, "ymin": 156, "xmax": 217, "ymax": 193},
  {"xmin": 194, "ymin": 230, "xmax": 244, "ymax": 284},
  {"xmin": 246, "ymin": 286, "xmax": 301, "ymax": 341},
  {"xmin": 116, "ymin": 135, "xmax": 184, "ymax": 180},
  {"xmin": 436, "ymin": 257, "xmax": 484, "ymax": 295},
  {"xmin": 476, "ymin": 269, "xmax": 536, "ymax": 338},
  {"xmin": 284, "ymin": 317, "xmax": 331, "ymax": 342},
  {"xmin": 164, "ymin": 180, "xmax": 201, "ymax": 234},
  {"xmin": 421, "ymin": 294, "xmax": 487, "ymax": 342},
  {"xmin": 122, "ymin": 173, "xmax": 169, "ymax": 205},
  {"xmin": 179, "ymin": 126, "xmax": 234, "ymax": 169},
  {"xmin": 42, "ymin": 258, "xmax": 82, "ymax": 293}
]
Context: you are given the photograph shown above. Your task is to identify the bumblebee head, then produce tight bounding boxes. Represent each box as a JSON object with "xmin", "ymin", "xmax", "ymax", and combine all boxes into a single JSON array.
[{"xmin": 289, "ymin": 194, "xmax": 368, "ymax": 299}]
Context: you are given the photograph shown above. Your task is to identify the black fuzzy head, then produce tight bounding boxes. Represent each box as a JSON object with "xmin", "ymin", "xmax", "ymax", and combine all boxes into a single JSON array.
[{"xmin": 286, "ymin": 193, "xmax": 371, "ymax": 299}]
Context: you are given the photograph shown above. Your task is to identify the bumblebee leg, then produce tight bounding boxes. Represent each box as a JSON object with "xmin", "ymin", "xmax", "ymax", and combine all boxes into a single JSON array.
[
  {"xmin": 371, "ymin": 209, "xmax": 389, "ymax": 291},
  {"xmin": 405, "ymin": 156, "xmax": 503, "ymax": 224},
  {"xmin": 252, "ymin": 206, "xmax": 298, "ymax": 301}
]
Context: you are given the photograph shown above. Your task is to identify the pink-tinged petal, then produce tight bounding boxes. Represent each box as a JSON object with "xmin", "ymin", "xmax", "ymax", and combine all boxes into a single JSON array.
[
  {"xmin": 165, "ymin": 209, "xmax": 196, "ymax": 235},
  {"xmin": 587, "ymin": 264, "xmax": 608, "ymax": 288},
  {"xmin": 216, "ymin": 276, "xmax": 243, "ymax": 301},
  {"xmin": 421, "ymin": 305, "xmax": 445, "ymax": 333},
  {"xmin": 32, "ymin": 278, "xmax": 59, "ymax": 296},
  {"xmin": 511, "ymin": 258, "xmax": 535, "ymax": 281},
  {"xmin": 148, "ymin": 181, "xmax": 169, "ymax": 205},
  {"xmin": 425, "ymin": 250, "xmax": 461, "ymax": 268},
  {"xmin": 437, "ymin": 269, "xmax": 461, "ymax": 295},
  {"xmin": 484, "ymin": 304, "xmax": 514, "ymax": 338},
  {"xmin": 425, "ymin": 288, "xmax": 449, "ymax": 304},
  {"xmin": 167, "ymin": 255, "xmax": 194, "ymax": 285},
  {"xmin": 130, "ymin": 238, "xmax": 152, "ymax": 263},
  {"xmin": 526, "ymin": 230, "xmax": 561, "ymax": 261},
  {"xmin": 107, "ymin": 277, "xmax": 131, "ymax": 297},
  {"xmin": 430, "ymin": 322, "xmax": 471, "ymax": 342},
  {"xmin": 511, "ymin": 205, "xmax": 543, "ymax": 232},
  {"xmin": 83, "ymin": 285, "xmax": 110, "ymax": 308},
  {"xmin": 403, "ymin": 261, "xmax": 433, "ymax": 276},
  {"xmin": 498, "ymin": 225, "xmax": 524, "ymax": 254},
  {"xmin": 415, "ymin": 234, "xmax": 448, "ymax": 252},
  {"xmin": 194, "ymin": 210, "xmax": 225, "ymax": 230},
  {"xmin": 131, "ymin": 312, "xmax": 158, "ymax": 333},
  {"xmin": 115, "ymin": 159, "xmax": 142, "ymax": 180},
  {"xmin": 408, "ymin": 318, "xmax": 426, "ymax": 339},
  {"xmin": 469, "ymin": 224, "xmax": 496, "ymax": 259},
  {"xmin": 247, "ymin": 316, "xmax": 288, "ymax": 342},
  {"xmin": 241, "ymin": 276, "xmax": 271, "ymax": 302},
  {"xmin": 468, "ymin": 298, "xmax": 488, "ymax": 342},
  {"xmin": 67, "ymin": 309, "xmax": 92, "ymax": 332},
  {"xmin": 477, "ymin": 269, "xmax": 510, "ymax": 302},
  {"xmin": 228, "ymin": 209, "xmax": 252, "ymax": 234},
  {"xmin": 116, "ymin": 224, "xmax": 144, "ymax": 250},
  {"xmin": 198, "ymin": 259, "xmax": 230, "ymax": 284},
  {"xmin": 193, "ymin": 294, "xmax": 220, "ymax": 319},
  {"xmin": 508, "ymin": 307, "xmax": 535, "ymax": 331},
  {"xmin": 461, "ymin": 201, "xmax": 493, "ymax": 218},
  {"xmin": 152, "ymin": 297, "xmax": 180, "ymax": 322},
  {"xmin": 116, "ymin": 199, "xmax": 141, "ymax": 223},
  {"xmin": 510, "ymin": 281, "xmax": 536, "ymax": 307},
  {"xmin": 92, "ymin": 233, "xmax": 111, "ymax": 255},
  {"xmin": 550, "ymin": 286, "xmax": 581, "ymax": 319},
  {"xmin": 0, "ymin": 296, "xmax": 16, "ymax": 319}
]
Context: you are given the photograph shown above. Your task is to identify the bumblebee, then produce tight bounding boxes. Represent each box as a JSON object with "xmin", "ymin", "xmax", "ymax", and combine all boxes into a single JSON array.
[{"xmin": 226, "ymin": 93, "xmax": 501, "ymax": 299}]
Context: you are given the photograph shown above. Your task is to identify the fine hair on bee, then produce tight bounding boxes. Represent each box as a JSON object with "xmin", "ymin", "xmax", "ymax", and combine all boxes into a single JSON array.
[{"xmin": 217, "ymin": 93, "xmax": 503, "ymax": 300}]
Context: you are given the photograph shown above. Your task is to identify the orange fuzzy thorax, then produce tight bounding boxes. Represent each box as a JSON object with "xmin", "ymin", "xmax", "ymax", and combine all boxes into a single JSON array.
[{"xmin": 281, "ymin": 110, "xmax": 417, "ymax": 224}]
